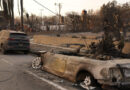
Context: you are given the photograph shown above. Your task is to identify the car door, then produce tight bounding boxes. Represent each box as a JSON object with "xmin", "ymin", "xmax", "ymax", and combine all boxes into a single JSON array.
[{"xmin": 43, "ymin": 53, "xmax": 67, "ymax": 76}]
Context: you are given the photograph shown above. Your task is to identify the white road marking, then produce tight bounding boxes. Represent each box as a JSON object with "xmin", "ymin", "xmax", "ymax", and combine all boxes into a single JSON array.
[
  {"xmin": 1, "ymin": 58, "xmax": 14, "ymax": 66},
  {"xmin": 25, "ymin": 70, "xmax": 68, "ymax": 90}
]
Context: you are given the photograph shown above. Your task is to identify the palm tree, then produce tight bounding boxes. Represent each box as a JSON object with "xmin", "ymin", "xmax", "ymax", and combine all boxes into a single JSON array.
[
  {"xmin": 20, "ymin": 0, "xmax": 24, "ymax": 31},
  {"xmin": 0, "ymin": 0, "xmax": 14, "ymax": 29}
]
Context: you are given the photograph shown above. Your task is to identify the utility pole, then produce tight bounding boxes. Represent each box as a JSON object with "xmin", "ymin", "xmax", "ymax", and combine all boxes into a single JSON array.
[
  {"xmin": 55, "ymin": 3, "xmax": 62, "ymax": 31},
  {"xmin": 40, "ymin": 9, "xmax": 44, "ymax": 25},
  {"xmin": 20, "ymin": 0, "xmax": 24, "ymax": 31}
]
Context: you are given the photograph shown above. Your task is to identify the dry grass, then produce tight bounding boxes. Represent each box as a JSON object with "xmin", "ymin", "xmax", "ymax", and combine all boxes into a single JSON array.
[
  {"xmin": 33, "ymin": 35, "xmax": 130, "ymax": 54},
  {"xmin": 33, "ymin": 35, "xmax": 99, "ymax": 47}
]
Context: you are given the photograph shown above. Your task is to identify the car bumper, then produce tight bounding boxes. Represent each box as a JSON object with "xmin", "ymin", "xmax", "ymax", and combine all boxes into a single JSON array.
[
  {"xmin": 98, "ymin": 79, "xmax": 130, "ymax": 88},
  {"xmin": 6, "ymin": 45, "xmax": 30, "ymax": 51},
  {"xmin": 118, "ymin": 82, "xmax": 130, "ymax": 88}
]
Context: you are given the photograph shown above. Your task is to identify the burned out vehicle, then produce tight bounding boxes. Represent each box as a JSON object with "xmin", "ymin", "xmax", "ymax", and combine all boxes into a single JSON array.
[{"xmin": 32, "ymin": 50, "xmax": 130, "ymax": 88}]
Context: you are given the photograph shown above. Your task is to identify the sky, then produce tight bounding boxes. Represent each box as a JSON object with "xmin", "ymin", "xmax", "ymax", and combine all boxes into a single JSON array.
[{"xmin": 14, "ymin": 0, "xmax": 130, "ymax": 17}]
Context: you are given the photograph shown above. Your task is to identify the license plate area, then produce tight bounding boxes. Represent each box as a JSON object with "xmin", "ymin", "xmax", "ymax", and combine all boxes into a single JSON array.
[
  {"xmin": 19, "ymin": 43, "xmax": 23, "ymax": 47},
  {"xmin": 124, "ymin": 69, "xmax": 130, "ymax": 78}
]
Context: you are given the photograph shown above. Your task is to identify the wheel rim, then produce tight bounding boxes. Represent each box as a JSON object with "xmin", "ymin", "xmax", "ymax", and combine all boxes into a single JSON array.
[
  {"xmin": 84, "ymin": 76, "xmax": 91, "ymax": 86},
  {"xmin": 80, "ymin": 76, "xmax": 91, "ymax": 88},
  {"xmin": 32, "ymin": 57, "xmax": 42, "ymax": 69},
  {"xmin": 80, "ymin": 76, "xmax": 96, "ymax": 90}
]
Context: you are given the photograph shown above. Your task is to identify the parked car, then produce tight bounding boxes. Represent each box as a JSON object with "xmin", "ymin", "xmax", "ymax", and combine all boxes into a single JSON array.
[
  {"xmin": 32, "ymin": 51, "xmax": 130, "ymax": 89},
  {"xmin": 0, "ymin": 30, "xmax": 30, "ymax": 54}
]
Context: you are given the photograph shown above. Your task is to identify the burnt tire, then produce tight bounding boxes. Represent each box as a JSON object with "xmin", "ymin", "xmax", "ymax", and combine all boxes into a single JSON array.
[
  {"xmin": 24, "ymin": 51, "xmax": 29, "ymax": 54},
  {"xmin": 1, "ymin": 47, "xmax": 7, "ymax": 54}
]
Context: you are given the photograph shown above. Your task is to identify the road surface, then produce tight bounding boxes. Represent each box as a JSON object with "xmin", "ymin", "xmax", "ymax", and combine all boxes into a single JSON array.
[{"xmin": 0, "ymin": 53, "xmax": 63, "ymax": 90}]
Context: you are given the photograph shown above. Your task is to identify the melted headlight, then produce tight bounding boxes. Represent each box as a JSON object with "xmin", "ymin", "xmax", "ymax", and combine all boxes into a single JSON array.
[
  {"xmin": 109, "ymin": 68, "xmax": 122, "ymax": 82},
  {"xmin": 124, "ymin": 69, "xmax": 130, "ymax": 78}
]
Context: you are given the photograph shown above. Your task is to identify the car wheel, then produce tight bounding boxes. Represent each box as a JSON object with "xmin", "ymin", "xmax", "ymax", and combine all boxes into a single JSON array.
[
  {"xmin": 80, "ymin": 76, "xmax": 96, "ymax": 90},
  {"xmin": 1, "ymin": 47, "xmax": 7, "ymax": 54},
  {"xmin": 32, "ymin": 57, "xmax": 42, "ymax": 69},
  {"xmin": 24, "ymin": 51, "xmax": 29, "ymax": 54},
  {"xmin": 76, "ymin": 71, "xmax": 99, "ymax": 90}
]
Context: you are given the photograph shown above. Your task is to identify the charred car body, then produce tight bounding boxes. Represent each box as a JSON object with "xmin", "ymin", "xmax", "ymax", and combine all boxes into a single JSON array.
[{"xmin": 32, "ymin": 51, "xmax": 130, "ymax": 88}]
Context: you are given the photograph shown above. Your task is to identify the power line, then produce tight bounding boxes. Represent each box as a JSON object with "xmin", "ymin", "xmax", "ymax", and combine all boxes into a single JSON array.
[{"xmin": 33, "ymin": 0, "xmax": 57, "ymax": 15}]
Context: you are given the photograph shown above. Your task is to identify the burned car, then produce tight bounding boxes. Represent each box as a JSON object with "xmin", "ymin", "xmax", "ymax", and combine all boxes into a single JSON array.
[{"xmin": 32, "ymin": 51, "xmax": 130, "ymax": 88}]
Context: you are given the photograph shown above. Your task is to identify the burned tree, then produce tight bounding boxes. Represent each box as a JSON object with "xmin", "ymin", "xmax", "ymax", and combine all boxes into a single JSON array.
[
  {"xmin": 100, "ymin": 1, "xmax": 123, "ymax": 41},
  {"xmin": 66, "ymin": 12, "xmax": 81, "ymax": 31},
  {"xmin": 87, "ymin": 1, "xmax": 125, "ymax": 59},
  {"xmin": 101, "ymin": 1, "xmax": 124, "ymax": 52}
]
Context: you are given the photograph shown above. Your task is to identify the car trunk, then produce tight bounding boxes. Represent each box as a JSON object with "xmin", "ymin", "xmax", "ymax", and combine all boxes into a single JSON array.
[{"xmin": 8, "ymin": 33, "xmax": 29, "ymax": 48}]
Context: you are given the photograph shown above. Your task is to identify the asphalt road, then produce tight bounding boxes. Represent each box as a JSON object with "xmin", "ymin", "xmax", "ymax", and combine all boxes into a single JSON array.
[{"xmin": 0, "ymin": 53, "xmax": 60, "ymax": 90}]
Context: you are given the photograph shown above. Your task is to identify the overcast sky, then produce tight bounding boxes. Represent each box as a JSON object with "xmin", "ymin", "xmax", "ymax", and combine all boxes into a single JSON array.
[{"xmin": 14, "ymin": 0, "xmax": 130, "ymax": 17}]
